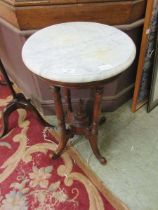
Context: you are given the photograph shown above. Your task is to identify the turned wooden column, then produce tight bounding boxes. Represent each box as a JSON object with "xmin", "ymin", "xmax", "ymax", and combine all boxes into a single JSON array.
[
  {"xmin": 52, "ymin": 86, "xmax": 69, "ymax": 158},
  {"xmin": 88, "ymin": 86, "xmax": 106, "ymax": 164}
]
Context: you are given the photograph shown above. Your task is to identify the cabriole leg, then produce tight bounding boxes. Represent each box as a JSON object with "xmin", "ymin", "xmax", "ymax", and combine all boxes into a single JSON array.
[
  {"xmin": 88, "ymin": 86, "xmax": 107, "ymax": 164},
  {"xmin": 52, "ymin": 86, "xmax": 68, "ymax": 158}
]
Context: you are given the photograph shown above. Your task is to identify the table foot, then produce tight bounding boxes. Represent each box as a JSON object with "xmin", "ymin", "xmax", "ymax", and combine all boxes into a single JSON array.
[
  {"xmin": 52, "ymin": 136, "xmax": 69, "ymax": 159},
  {"xmin": 51, "ymin": 86, "xmax": 107, "ymax": 165},
  {"xmin": 0, "ymin": 93, "xmax": 54, "ymax": 138},
  {"xmin": 52, "ymin": 152, "xmax": 60, "ymax": 159},
  {"xmin": 98, "ymin": 156, "xmax": 107, "ymax": 165},
  {"xmin": 99, "ymin": 116, "xmax": 106, "ymax": 126},
  {"xmin": 88, "ymin": 135, "xmax": 107, "ymax": 165},
  {"xmin": 88, "ymin": 86, "xmax": 107, "ymax": 164},
  {"xmin": 0, "ymin": 101, "xmax": 16, "ymax": 137}
]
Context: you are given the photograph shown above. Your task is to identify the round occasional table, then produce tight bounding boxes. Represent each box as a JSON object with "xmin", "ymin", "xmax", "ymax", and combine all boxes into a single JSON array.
[{"xmin": 22, "ymin": 22, "xmax": 136, "ymax": 164}]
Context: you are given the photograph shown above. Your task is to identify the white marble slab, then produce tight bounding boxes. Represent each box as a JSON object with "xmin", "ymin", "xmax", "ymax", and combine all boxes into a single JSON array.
[{"xmin": 22, "ymin": 22, "xmax": 136, "ymax": 83}]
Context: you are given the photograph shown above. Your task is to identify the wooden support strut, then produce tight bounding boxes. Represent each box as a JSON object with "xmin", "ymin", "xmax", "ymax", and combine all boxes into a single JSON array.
[
  {"xmin": 52, "ymin": 86, "xmax": 106, "ymax": 164},
  {"xmin": 52, "ymin": 86, "xmax": 69, "ymax": 159},
  {"xmin": 88, "ymin": 86, "xmax": 107, "ymax": 164}
]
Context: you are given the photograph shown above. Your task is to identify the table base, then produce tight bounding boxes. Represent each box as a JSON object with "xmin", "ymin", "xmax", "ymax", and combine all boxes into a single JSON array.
[
  {"xmin": 52, "ymin": 86, "xmax": 107, "ymax": 165},
  {"xmin": 0, "ymin": 93, "xmax": 54, "ymax": 138},
  {"xmin": 0, "ymin": 60, "xmax": 53, "ymax": 138}
]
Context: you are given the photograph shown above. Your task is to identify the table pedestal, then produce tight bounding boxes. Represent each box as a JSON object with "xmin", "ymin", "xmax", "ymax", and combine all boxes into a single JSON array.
[
  {"xmin": 0, "ymin": 60, "xmax": 53, "ymax": 137},
  {"xmin": 52, "ymin": 86, "xmax": 107, "ymax": 165}
]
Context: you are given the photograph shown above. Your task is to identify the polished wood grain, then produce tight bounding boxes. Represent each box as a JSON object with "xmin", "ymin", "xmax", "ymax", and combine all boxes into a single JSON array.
[
  {"xmin": 64, "ymin": 88, "xmax": 73, "ymax": 113},
  {"xmin": 2, "ymin": 0, "xmax": 145, "ymax": 7},
  {"xmin": 52, "ymin": 86, "xmax": 69, "ymax": 159},
  {"xmin": 0, "ymin": 0, "xmax": 19, "ymax": 28},
  {"xmin": 87, "ymin": 86, "xmax": 106, "ymax": 164},
  {"xmin": 3, "ymin": 0, "xmax": 77, "ymax": 6},
  {"xmin": 0, "ymin": 0, "xmax": 146, "ymax": 30},
  {"xmin": 51, "ymin": 85, "xmax": 106, "ymax": 164}
]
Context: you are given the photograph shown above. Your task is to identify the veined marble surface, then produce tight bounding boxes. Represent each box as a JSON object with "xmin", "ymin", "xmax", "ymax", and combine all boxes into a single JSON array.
[{"xmin": 22, "ymin": 22, "xmax": 136, "ymax": 83}]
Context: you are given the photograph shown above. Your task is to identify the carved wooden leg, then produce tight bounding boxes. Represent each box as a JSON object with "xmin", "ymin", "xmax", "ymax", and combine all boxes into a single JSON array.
[
  {"xmin": 0, "ymin": 93, "xmax": 54, "ymax": 138},
  {"xmin": 0, "ymin": 101, "xmax": 17, "ymax": 137},
  {"xmin": 88, "ymin": 86, "xmax": 107, "ymax": 164},
  {"xmin": 99, "ymin": 116, "xmax": 106, "ymax": 126},
  {"xmin": 63, "ymin": 88, "xmax": 72, "ymax": 112},
  {"xmin": 63, "ymin": 88, "xmax": 73, "ymax": 123},
  {"xmin": 52, "ymin": 86, "xmax": 68, "ymax": 159}
]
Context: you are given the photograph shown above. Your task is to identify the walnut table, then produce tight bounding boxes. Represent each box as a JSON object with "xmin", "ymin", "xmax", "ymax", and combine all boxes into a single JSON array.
[{"xmin": 22, "ymin": 22, "xmax": 136, "ymax": 164}]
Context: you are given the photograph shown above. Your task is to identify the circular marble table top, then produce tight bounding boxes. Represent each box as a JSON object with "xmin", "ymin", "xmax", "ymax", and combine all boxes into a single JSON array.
[{"xmin": 22, "ymin": 22, "xmax": 136, "ymax": 84}]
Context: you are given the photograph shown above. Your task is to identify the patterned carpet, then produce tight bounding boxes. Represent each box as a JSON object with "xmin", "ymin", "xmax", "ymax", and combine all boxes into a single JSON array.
[{"xmin": 0, "ymin": 85, "xmax": 125, "ymax": 210}]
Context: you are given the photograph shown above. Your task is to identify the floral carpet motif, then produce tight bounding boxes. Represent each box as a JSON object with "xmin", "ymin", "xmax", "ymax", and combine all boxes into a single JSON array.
[{"xmin": 0, "ymin": 86, "xmax": 116, "ymax": 210}]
